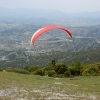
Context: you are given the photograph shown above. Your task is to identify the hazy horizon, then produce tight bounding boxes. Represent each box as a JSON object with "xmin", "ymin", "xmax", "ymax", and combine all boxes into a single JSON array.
[{"xmin": 0, "ymin": 0, "xmax": 100, "ymax": 13}]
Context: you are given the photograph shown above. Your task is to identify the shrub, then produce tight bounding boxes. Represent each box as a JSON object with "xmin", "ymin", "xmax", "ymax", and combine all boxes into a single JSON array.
[
  {"xmin": 81, "ymin": 64, "xmax": 100, "ymax": 76},
  {"xmin": 15, "ymin": 69, "xmax": 30, "ymax": 74},
  {"xmin": 48, "ymin": 70, "xmax": 56, "ymax": 77},
  {"xmin": 64, "ymin": 70, "xmax": 71, "ymax": 77},
  {"xmin": 43, "ymin": 66, "xmax": 51, "ymax": 71},
  {"xmin": 33, "ymin": 69, "xmax": 45, "ymax": 76},
  {"xmin": 24, "ymin": 66, "xmax": 40, "ymax": 72}
]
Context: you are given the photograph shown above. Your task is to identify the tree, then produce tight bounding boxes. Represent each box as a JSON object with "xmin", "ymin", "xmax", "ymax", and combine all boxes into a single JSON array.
[
  {"xmin": 44, "ymin": 60, "xmax": 56, "ymax": 71},
  {"xmin": 69, "ymin": 61, "xmax": 82, "ymax": 76},
  {"xmin": 52, "ymin": 60, "xmax": 56, "ymax": 66},
  {"xmin": 54, "ymin": 62, "xmax": 67, "ymax": 74}
]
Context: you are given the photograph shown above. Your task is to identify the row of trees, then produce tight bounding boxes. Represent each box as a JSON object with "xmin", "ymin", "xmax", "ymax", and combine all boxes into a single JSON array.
[
  {"xmin": 1, "ymin": 60, "xmax": 99, "ymax": 77},
  {"xmin": 24, "ymin": 60, "xmax": 100, "ymax": 77}
]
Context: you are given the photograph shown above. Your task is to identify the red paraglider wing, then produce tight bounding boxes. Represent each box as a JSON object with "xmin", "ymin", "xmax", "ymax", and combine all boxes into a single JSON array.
[{"xmin": 31, "ymin": 25, "xmax": 72, "ymax": 45}]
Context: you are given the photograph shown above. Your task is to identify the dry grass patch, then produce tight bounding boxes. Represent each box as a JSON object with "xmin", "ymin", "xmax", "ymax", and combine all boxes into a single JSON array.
[{"xmin": 0, "ymin": 72, "xmax": 100, "ymax": 100}]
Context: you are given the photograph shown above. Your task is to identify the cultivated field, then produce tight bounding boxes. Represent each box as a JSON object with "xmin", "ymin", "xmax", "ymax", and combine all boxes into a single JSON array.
[{"xmin": 0, "ymin": 72, "xmax": 100, "ymax": 100}]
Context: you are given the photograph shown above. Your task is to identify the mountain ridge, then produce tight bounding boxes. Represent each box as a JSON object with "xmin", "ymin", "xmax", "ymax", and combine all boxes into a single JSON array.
[{"xmin": 0, "ymin": 7, "xmax": 100, "ymax": 19}]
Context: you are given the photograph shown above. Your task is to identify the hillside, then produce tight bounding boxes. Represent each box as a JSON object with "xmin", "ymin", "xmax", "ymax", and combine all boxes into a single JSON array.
[
  {"xmin": 0, "ymin": 23, "xmax": 100, "ymax": 52},
  {"xmin": 0, "ymin": 23, "xmax": 100, "ymax": 68},
  {"xmin": 0, "ymin": 49, "xmax": 100, "ymax": 68}
]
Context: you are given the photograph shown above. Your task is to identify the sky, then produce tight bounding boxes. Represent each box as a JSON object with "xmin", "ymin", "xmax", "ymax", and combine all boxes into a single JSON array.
[{"xmin": 0, "ymin": 0, "xmax": 100, "ymax": 13}]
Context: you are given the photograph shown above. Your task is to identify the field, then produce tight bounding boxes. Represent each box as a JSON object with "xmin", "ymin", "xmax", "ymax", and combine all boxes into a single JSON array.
[{"xmin": 0, "ymin": 72, "xmax": 100, "ymax": 100}]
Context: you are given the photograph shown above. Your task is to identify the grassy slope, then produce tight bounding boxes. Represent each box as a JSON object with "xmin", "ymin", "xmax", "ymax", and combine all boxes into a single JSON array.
[{"xmin": 0, "ymin": 72, "xmax": 100, "ymax": 100}]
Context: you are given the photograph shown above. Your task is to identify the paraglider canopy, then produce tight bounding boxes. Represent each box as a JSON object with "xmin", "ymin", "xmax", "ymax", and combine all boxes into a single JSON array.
[{"xmin": 31, "ymin": 25, "xmax": 72, "ymax": 45}]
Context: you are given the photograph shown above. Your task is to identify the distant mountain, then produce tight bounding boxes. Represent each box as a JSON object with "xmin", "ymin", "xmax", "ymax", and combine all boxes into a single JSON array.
[
  {"xmin": 0, "ymin": 7, "xmax": 100, "ymax": 26},
  {"xmin": 0, "ymin": 7, "xmax": 100, "ymax": 22},
  {"xmin": 0, "ymin": 7, "xmax": 67, "ymax": 19},
  {"xmin": 0, "ymin": 7, "xmax": 100, "ymax": 19},
  {"xmin": 66, "ymin": 11, "xmax": 100, "ymax": 18}
]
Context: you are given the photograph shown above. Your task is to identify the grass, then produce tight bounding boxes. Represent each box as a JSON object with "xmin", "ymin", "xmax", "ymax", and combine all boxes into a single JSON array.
[{"xmin": 0, "ymin": 72, "xmax": 100, "ymax": 100}]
